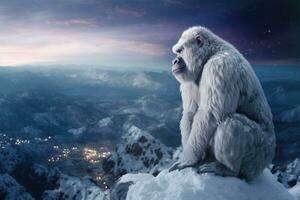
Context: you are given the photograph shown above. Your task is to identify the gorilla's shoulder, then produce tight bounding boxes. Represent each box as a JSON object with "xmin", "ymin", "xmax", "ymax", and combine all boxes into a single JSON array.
[
  {"xmin": 207, "ymin": 50, "xmax": 241, "ymax": 66},
  {"xmin": 203, "ymin": 50, "xmax": 244, "ymax": 79}
]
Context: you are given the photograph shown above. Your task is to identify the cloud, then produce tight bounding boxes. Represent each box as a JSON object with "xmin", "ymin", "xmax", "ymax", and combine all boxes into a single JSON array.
[
  {"xmin": 115, "ymin": 5, "xmax": 146, "ymax": 18},
  {"xmin": 0, "ymin": 1, "xmax": 176, "ymax": 67},
  {"xmin": 49, "ymin": 19, "xmax": 97, "ymax": 27},
  {"xmin": 1, "ymin": 0, "xmax": 296, "ymax": 67},
  {"xmin": 0, "ymin": 26, "xmax": 167, "ymax": 66}
]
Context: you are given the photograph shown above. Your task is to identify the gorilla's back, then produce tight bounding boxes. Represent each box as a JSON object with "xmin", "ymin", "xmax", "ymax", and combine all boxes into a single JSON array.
[{"xmin": 234, "ymin": 53, "xmax": 274, "ymax": 133}]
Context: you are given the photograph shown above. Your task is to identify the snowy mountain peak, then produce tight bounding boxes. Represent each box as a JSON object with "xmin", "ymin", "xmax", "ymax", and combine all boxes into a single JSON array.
[{"xmin": 102, "ymin": 125, "xmax": 174, "ymax": 186}]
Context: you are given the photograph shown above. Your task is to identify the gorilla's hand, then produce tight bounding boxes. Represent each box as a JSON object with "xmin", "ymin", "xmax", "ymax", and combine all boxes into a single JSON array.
[
  {"xmin": 169, "ymin": 146, "xmax": 206, "ymax": 172},
  {"xmin": 169, "ymin": 161, "xmax": 193, "ymax": 172},
  {"xmin": 169, "ymin": 157, "xmax": 201, "ymax": 172}
]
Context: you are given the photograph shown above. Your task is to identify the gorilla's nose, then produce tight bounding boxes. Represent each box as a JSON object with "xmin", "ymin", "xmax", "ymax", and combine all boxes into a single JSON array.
[{"xmin": 172, "ymin": 58, "xmax": 180, "ymax": 65}]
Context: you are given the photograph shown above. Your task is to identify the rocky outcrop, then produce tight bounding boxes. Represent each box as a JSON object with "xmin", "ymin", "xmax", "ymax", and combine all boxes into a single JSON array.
[
  {"xmin": 272, "ymin": 159, "xmax": 300, "ymax": 188},
  {"xmin": 102, "ymin": 125, "xmax": 174, "ymax": 187}
]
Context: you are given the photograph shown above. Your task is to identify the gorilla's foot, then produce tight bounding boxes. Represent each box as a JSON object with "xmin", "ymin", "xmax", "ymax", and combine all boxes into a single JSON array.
[
  {"xmin": 196, "ymin": 162, "xmax": 218, "ymax": 174},
  {"xmin": 196, "ymin": 162, "xmax": 238, "ymax": 178},
  {"xmin": 169, "ymin": 161, "xmax": 199, "ymax": 172}
]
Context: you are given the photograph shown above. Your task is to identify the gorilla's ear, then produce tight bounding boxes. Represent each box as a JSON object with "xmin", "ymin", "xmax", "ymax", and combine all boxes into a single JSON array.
[{"xmin": 195, "ymin": 35, "xmax": 204, "ymax": 47}]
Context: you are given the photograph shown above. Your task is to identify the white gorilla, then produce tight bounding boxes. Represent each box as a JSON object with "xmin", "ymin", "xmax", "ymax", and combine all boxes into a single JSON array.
[{"xmin": 169, "ymin": 26, "xmax": 276, "ymax": 181}]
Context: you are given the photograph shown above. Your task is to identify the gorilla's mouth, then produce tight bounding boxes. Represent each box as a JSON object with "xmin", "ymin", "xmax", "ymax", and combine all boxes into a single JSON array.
[
  {"xmin": 172, "ymin": 66, "xmax": 186, "ymax": 74},
  {"xmin": 172, "ymin": 57, "xmax": 186, "ymax": 74}
]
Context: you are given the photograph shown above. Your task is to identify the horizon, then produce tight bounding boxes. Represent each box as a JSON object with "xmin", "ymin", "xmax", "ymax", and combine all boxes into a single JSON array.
[{"xmin": 1, "ymin": 61, "xmax": 300, "ymax": 72}]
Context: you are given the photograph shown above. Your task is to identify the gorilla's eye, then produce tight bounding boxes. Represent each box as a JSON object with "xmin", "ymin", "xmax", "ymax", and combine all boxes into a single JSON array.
[
  {"xmin": 176, "ymin": 48, "xmax": 183, "ymax": 54},
  {"xmin": 195, "ymin": 35, "xmax": 203, "ymax": 47}
]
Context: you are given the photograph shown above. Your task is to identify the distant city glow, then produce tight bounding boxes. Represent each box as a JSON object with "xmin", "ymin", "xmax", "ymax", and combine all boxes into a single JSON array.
[
  {"xmin": 83, "ymin": 147, "xmax": 111, "ymax": 164},
  {"xmin": 0, "ymin": 132, "xmax": 111, "ymax": 186}
]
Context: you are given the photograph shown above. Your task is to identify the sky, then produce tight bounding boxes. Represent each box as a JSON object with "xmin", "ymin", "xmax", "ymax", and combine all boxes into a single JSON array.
[{"xmin": 0, "ymin": 0, "xmax": 299, "ymax": 69}]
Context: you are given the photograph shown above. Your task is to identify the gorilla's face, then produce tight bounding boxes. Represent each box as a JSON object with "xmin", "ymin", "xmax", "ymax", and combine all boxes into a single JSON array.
[{"xmin": 172, "ymin": 27, "xmax": 212, "ymax": 83}]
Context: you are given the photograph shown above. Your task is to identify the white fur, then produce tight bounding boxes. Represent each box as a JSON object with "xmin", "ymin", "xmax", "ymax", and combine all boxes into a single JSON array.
[{"xmin": 172, "ymin": 26, "xmax": 276, "ymax": 181}]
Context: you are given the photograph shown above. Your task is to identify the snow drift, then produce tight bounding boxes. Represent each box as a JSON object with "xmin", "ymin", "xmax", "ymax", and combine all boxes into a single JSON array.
[{"xmin": 117, "ymin": 168, "xmax": 296, "ymax": 200}]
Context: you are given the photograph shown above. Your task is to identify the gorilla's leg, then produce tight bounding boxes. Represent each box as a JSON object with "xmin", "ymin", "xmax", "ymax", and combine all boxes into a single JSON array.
[{"xmin": 209, "ymin": 113, "xmax": 271, "ymax": 181}]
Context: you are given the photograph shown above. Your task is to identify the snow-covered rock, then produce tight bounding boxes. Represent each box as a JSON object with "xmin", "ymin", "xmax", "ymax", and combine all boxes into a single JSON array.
[
  {"xmin": 43, "ymin": 175, "xmax": 107, "ymax": 200},
  {"xmin": 68, "ymin": 126, "xmax": 86, "ymax": 137},
  {"xmin": 98, "ymin": 117, "xmax": 113, "ymax": 128},
  {"xmin": 273, "ymin": 159, "xmax": 300, "ymax": 188},
  {"xmin": 102, "ymin": 125, "xmax": 174, "ymax": 184},
  {"xmin": 0, "ymin": 174, "xmax": 33, "ymax": 200},
  {"xmin": 118, "ymin": 169, "xmax": 296, "ymax": 200}
]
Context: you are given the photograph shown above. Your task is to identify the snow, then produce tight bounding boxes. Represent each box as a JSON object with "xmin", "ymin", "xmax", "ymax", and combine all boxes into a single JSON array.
[
  {"xmin": 98, "ymin": 117, "xmax": 112, "ymax": 128},
  {"xmin": 273, "ymin": 158, "xmax": 300, "ymax": 188},
  {"xmin": 280, "ymin": 106, "xmax": 300, "ymax": 122},
  {"xmin": 119, "ymin": 169, "xmax": 296, "ymax": 200},
  {"xmin": 290, "ymin": 183, "xmax": 300, "ymax": 200},
  {"xmin": 68, "ymin": 126, "xmax": 86, "ymax": 136}
]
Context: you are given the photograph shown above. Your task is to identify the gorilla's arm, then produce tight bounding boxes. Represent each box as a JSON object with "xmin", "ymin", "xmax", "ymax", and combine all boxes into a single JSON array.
[
  {"xmin": 180, "ymin": 110, "xmax": 196, "ymax": 149},
  {"xmin": 170, "ymin": 56, "xmax": 240, "ymax": 171},
  {"xmin": 180, "ymin": 89, "xmax": 198, "ymax": 149}
]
